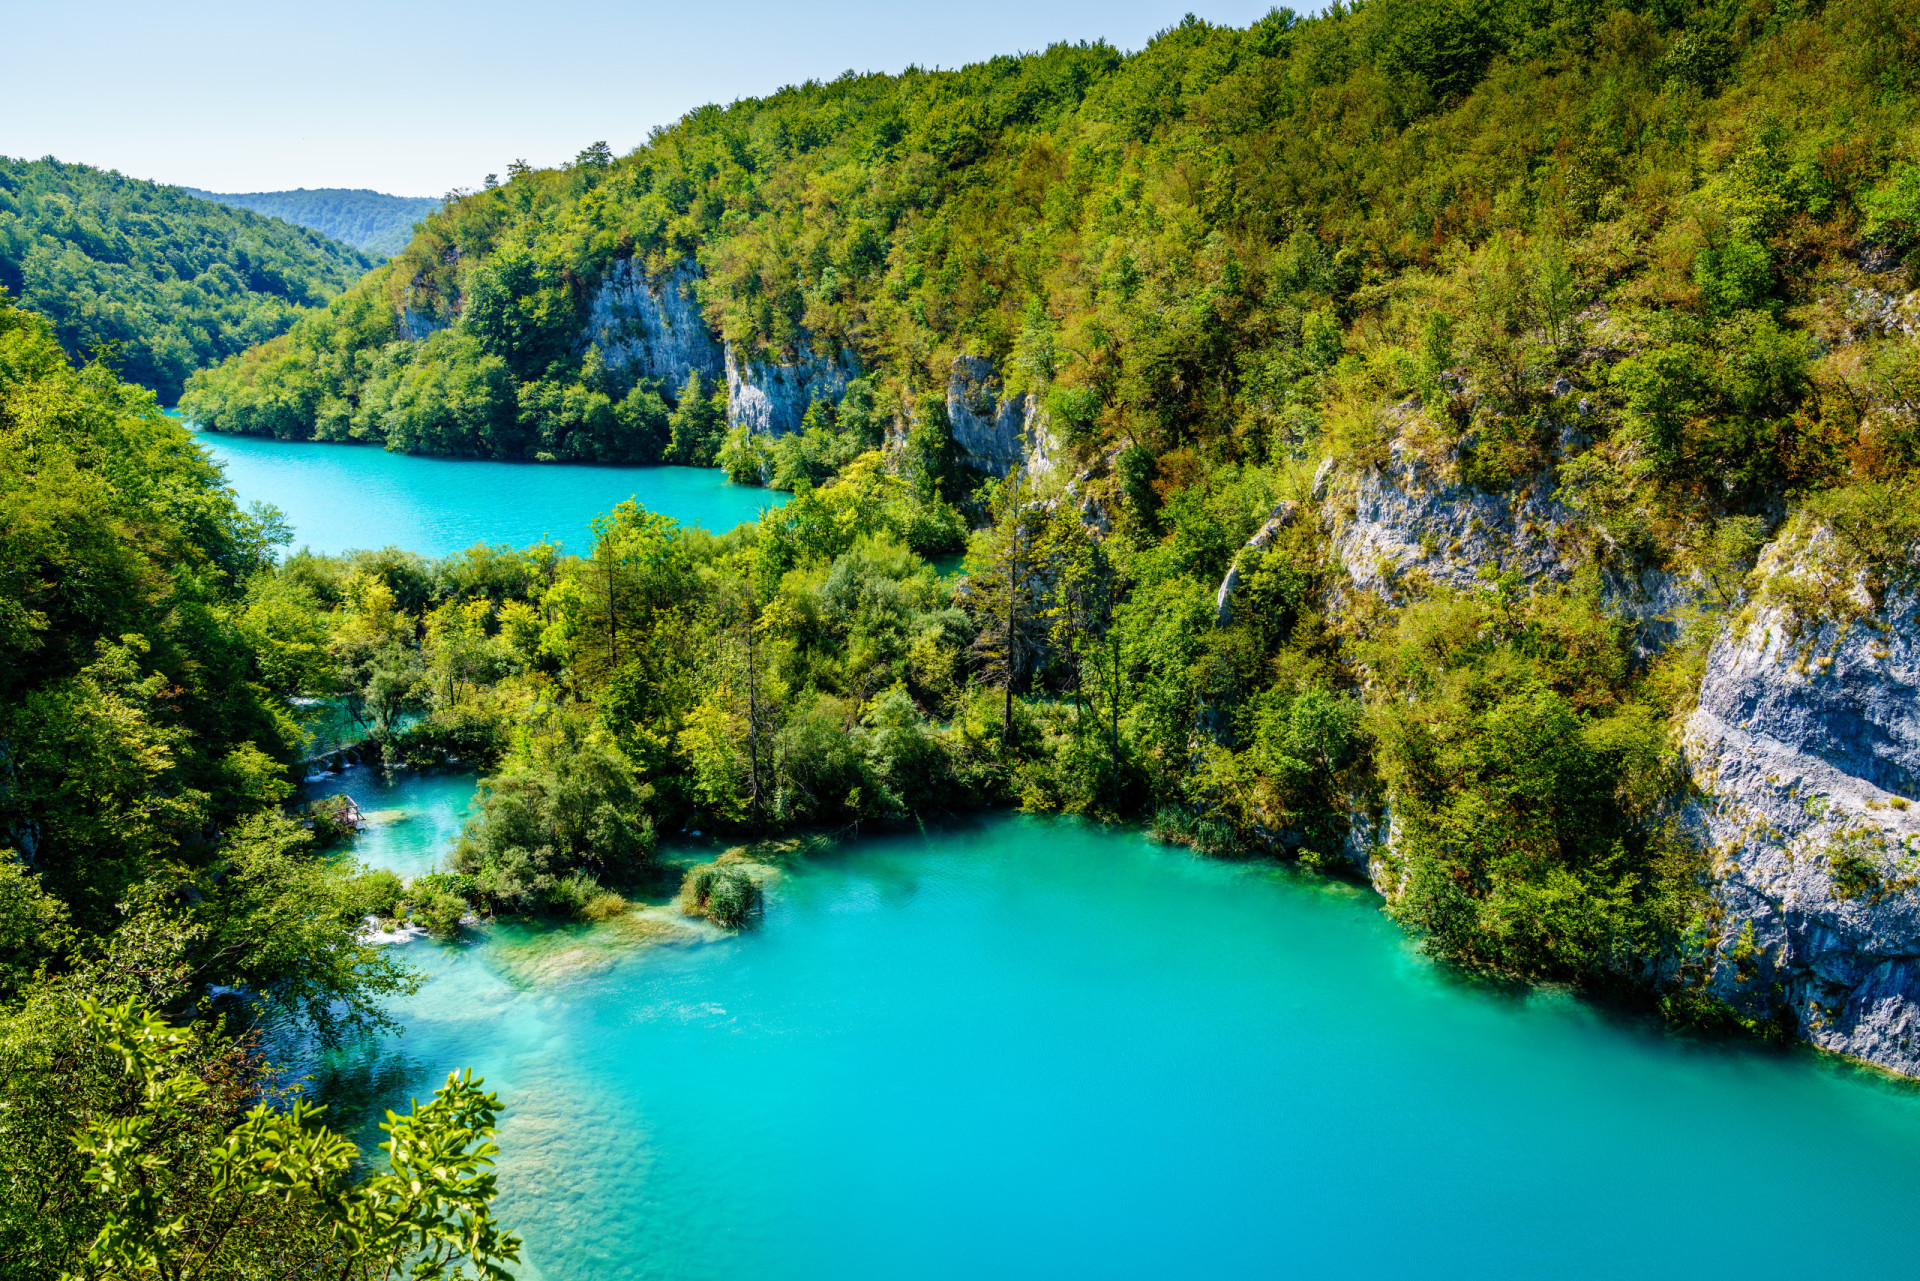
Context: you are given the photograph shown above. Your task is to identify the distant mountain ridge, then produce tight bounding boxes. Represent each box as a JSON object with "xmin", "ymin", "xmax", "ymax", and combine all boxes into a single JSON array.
[{"xmin": 182, "ymin": 187, "xmax": 441, "ymax": 257}]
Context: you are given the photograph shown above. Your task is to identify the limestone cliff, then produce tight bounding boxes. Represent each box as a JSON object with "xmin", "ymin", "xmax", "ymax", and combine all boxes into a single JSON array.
[
  {"xmin": 1315, "ymin": 426, "xmax": 1688, "ymax": 648},
  {"xmin": 724, "ymin": 341, "xmax": 857, "ymax": 437},
  {"xmin": 586, "ymin": 259, "xmax": 724, "ymax": 390},
  {"xmin": 397, "ymin": 307, "xmax": 445, "ymax": 343},
  {"xmin": 946, "ymin": 355, "xmax": 1056, "ymax": 476},
  {"xmin": 1322, "ymin": 480, "xmax": 1920, "ymax": 1075},
  {"xmin": 1681, "ymin": 531, "xmax": 1920, "ymax": 1074}
]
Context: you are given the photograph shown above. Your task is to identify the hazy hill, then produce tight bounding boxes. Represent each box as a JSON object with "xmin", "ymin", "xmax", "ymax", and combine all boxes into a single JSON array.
[
  {"xmin": 0, "ymin": 157, "xmax": 375, "ymax": 402},
  {"xmin": 182, "ymin": 186, "xmax": 442, "ymax": 256}
]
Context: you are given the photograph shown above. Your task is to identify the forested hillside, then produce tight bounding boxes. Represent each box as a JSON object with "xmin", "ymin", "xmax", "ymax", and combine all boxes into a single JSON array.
[
  {"xmin": 182, "ymin": 186, "xmax": 443, "ymax": 256},
  {"xmin": 180, "ymin": 0, "xmax": 1920, "ymax": 1062},
  {"xmin": 0, "ymin": 158, "xmax": 374, "ymax": 402},
  {"xmin": 0, "ymin": 292, "xmax": 515, "ymax": 1274}
]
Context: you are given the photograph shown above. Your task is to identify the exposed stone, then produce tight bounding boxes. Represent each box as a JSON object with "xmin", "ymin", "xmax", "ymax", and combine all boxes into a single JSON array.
[
  {"xmin": 1319, "ymin": 444, "xmax": 1690, "ymax": 648},
  {"xmin": 1340, "ymin": 801, "xmax": 1401, "ymax": 892},
  {"xmin": 397, "ymin": 307, "xmax": 444, "ymax": 343},
  {"xmin": 585, "ymin": 258, "xmax": 724, "ymax": 390},
  {"xmin": 1681, "ymin": 559, "xmax": 1920, "ymax": 1076},
  {"xmin": 1840, "ymin": 284, "xmax": 1920, "ymax": 344},
  {"xmin": 946, "ymin": 355, "xmax": 1056, "ymax": 475},
  {"xmin": 1860, "ymin": 240, "xmax": 1905, "ymax": 275},
  {"xmin": 725, "ymin": 340, "xmax": 857, "ymax": 438}
]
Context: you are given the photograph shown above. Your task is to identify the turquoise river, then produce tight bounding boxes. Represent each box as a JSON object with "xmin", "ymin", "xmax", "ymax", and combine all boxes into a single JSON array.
[{"xmin": 205, "ymin": 432, "xmax": 1920, "ymax": 1279}]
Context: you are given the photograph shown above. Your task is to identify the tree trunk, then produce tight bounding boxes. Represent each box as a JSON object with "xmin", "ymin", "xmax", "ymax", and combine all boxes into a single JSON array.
[
  {"xmin": 746, "ymin": 596, "xmax": 762, "ymax": 833},
  {"xmin": 602, "ymin": 536, "xmax": 619, "ymax": 668},
  {"xmin": 1002, "ymin": 537, "xmax": 1019, "ymax": 749}
]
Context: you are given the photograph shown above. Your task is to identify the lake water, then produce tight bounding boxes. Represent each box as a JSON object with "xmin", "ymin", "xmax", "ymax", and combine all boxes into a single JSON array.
[
  {"xmin": 189, "ymin": 428, "xmax": 784, "ymax": 556},
  {"xmin": 312, "ymin": 767, "xmax": 1920, "ymax": 1281}
]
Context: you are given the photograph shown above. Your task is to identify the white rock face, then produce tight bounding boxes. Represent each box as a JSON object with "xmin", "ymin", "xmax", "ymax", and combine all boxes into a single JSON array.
[
  {"xmin": 585, "ymin": 258, "xmax": 724, "ymax": 390},
  {"xmin": 1682, "ymin": 546, "xmax": 1920, "ymax": 1075},
  {"xmin": 1319, "ymin": 442, "xmax": 1688, "ymax": 645},
  {"xmin": 1339, "ymin": 802, "xmax": 1400, "ymax": 890},
  {"xmin": 1325, "ymin": 444, "xmax": 1583, "ymax": 599},
  {"xmin": 1840, "ymin": 284, "xmax": 1920, "ymax": 343},
  {"xmin": 946, "ymin": 356, "xmax": 1056, "ymax": 475},
  {"xmin": 397, "ymin": 307, "xmax": 444, "ymax": 343},
  {"xmin": 724, "ymin": 340, "xmax": 857, "ymax": 437},
  {"xmin": 1316, "ymin": 445, "xmax": 1920, "ymax": 1075}
]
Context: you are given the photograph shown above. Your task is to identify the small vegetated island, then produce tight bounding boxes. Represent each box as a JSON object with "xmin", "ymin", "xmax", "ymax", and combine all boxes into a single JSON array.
[{"xmin": 7, "ymin": 0, "xmax": 1920, "ymax": 1271}]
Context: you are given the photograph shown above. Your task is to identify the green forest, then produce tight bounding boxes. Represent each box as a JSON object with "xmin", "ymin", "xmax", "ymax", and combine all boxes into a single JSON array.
[
  {"xmin": 182, "ymin": 187, "xmax": 445, "ymax": 257},
  {"xmin": 181, "ymin": 0, "xmax": 1920, "ymax": 1002},
  {"xmin": 8, "ymin": 0, "xmax": 1920, "ymax": 1268},
  {"xmin": 0, "ymin": 294, "xmax": 517, "ymax": 1274},
  {"xmin": 0, "ymin": 158, "xmax": 375, "ymax": 403}
]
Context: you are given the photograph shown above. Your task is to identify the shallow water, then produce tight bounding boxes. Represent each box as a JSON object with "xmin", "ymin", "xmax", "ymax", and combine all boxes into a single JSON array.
[
  {"xmin": 313, "ymin": 766, "xmax": 477, "ymax": 879},
  {"xmin": 318, "ymin": 771, "xmax": 1920, "ymax": 1280},
  {"xmin": 188, "ymin": 427, "xmax": 784, "ymax": 556}
]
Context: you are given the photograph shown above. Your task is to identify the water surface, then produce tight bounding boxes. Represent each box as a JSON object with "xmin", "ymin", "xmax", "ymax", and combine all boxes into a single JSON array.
[
  {"xmin": 191, "ymin": 428, "xmax": 783, "ymax": 556},
  {"xmin": 319, "ymin": 772, "xmax": 1920, "ymax": 1281}
]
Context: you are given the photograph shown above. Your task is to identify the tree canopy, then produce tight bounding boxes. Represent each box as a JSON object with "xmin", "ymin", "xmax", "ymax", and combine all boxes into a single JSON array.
[{"xmin": 0, "ymin": 157, "xmax": 374, "ymax": 403}]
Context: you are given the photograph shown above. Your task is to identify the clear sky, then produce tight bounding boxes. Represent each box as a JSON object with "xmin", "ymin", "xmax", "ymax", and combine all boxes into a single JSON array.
[{"xmin": 5, "ymin": 0, "xmax": 1283, "ymax": 197}]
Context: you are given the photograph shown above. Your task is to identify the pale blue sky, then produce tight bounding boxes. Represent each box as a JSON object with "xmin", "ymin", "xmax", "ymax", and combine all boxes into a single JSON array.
[{"xmin": 6, "ymin": 0, "xmax": 1283, "ymax": 196}]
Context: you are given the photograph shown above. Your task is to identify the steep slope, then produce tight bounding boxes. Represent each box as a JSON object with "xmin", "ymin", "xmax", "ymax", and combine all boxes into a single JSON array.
[
  {"xmin": 0, "ymin": 158, "xmax": 375, "ymax": 402},
  {"xmin": 181, "ymin": 187, "xmax": 443, "ymax": 256},
  {"xmin": 183, "ymin": 0, "xmax": 1920, "ymax": 1072}
]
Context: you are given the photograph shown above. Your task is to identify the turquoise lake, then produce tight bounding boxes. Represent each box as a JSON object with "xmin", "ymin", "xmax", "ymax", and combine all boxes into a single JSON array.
[
  {"xmin": 229, "ymin": 429, "xmax": 1920, "ymax": 1279},
  {"xmin": 309, "ymin": 770, "xmax": 1920, "ymax": 1281},
  {"xmin": 189, "ymin": 427, "xmax": 784, "ymax": 555}
]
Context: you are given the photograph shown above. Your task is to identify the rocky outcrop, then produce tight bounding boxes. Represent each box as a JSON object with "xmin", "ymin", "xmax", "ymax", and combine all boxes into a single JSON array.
[
  {"xmin": 946, "ymin": 356, "xmax": 1056, "ymax": 475},
  {"xmin": 725, "ymin": 341, "xmax": 857, "ymax": 437},
  {"xmin": 1839, "ymin": 284, "xmax": 1920, "ymax": 344},
  {"xmin": 1681, "ymin": 541, "xmax": 1920, "ymax": 1075},
  {"xmin": 396, "ymin": 307, "xmax": 445, "ymax": 343},
  {"xmin": 586, "ymin": 258, "xmax": 724, "ymax": 390},
  {"xmin": 1339, "ymin": 801, "xmax": 1398, "ymax": 888},
  {"xmin": 1320, "ymin": 440, "xmax": 1582, "ymax": 602},
  {"xmin": 1317, "ymin": 434, "xmax": 1689, "ymax": 647}
]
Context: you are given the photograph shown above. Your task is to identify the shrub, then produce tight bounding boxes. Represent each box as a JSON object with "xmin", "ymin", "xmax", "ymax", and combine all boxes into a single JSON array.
[
  {"xmin": 304, "ymin": 794, "xmax": 362, "ymax": 847},
  {"xmin": 412, "ymin": 888, "xmax": 468, "ymax": 939},
  {"xmin": 679, "ymin": 860, "xmax": 763, "ymax": 928},
  {"xmin": 547, "ymin": 870, "xmax": 630, "ymax": 921},
  {"xmin": 357, "ymin": 868, "xmax": 405, "ymax": 919}
]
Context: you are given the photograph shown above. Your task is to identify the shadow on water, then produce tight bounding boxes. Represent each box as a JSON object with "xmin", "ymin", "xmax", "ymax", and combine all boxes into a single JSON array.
[{"xmin": 305, "ymin": 1041, "xmax": 437, "ymax": 1143}]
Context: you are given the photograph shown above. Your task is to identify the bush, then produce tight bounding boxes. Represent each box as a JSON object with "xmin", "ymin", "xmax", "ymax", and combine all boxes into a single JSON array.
[
  {"xmin": 381, "ymin": 705, "xmax": 511, "ymax": 770},
  {"xmin": 304, "ymin": 793, "xmax": 362, "ymax": 847},
  {"xmin": 452, "ymin": 732, "xmax": 658, "ymax": 915},
  {"xmin": 412, "ymin": 888, "xmax": 468, "ymax": 939},
  {"xmin": 679, "ymin": 860, "xmax": 763, "ymax": 928},
  {"xmin": 357, "ymin": 868, "xmax": 405, "ymax": 919},
  {"xmin": 1863, "ymin": 163, "xmax": 1920, "ymax": 268},
  {"xmin": 546, "ymin": 870, "xmax": 630, "ymax": 921}
]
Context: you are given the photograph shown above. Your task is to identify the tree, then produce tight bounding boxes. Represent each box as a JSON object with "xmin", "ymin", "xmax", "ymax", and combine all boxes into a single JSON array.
[
  {"xmin": 665, "ymin": 371, "xmax": 728, "ymax": 466},
  {"xmin": 965, "ymin": 468, "xmax": 1049, "ymax": 747},
  {"xmin": 1038, "ymin": 501, "xmax": 1132, "ymax": 804},
  {"xmin": 55, "ymin": 1000, "xmax": 520, "ymax": 1281}
]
